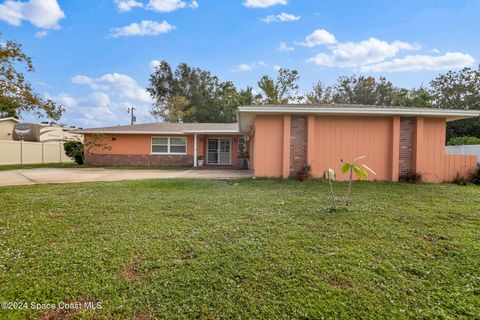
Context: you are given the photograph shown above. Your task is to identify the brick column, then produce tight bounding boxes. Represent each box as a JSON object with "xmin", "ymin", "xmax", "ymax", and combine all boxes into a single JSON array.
[
  {"xmin": 414, "ymin": 117, "xmax": 424, "ymax": 174},
  {"xmin": 282, "ymin": 114, "xmax": 291, "ymax": 178},
  {"xmin": 307, "ymin": 114, "xmax": 316, "ymax": 175},
  {"xmin": 390, "ymin": 116, "xmax": 400, "ymax": 181}
]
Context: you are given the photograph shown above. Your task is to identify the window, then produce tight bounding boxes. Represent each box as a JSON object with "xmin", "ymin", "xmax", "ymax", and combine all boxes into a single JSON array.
[{"xmin": 152, "ymin": 137, "xmax": 187, "ymax": 154}]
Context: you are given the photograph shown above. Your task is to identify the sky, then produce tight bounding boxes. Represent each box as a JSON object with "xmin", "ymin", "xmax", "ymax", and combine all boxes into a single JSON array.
[{"xmin": 1, "ymin": 0, "xmax": 479, "ymax": 128}]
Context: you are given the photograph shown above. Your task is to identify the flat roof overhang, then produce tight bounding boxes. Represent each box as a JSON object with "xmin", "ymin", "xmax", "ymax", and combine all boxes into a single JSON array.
[{"xmin": 237, "ymin": 106, "xmax": 480, "ymax": 133}]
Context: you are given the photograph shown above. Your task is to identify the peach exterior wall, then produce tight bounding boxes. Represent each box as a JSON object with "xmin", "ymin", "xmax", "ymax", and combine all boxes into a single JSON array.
[
  {"xmin": 85, "ymin": 133, "xmax": 242, "ymax": 165},
  {"xmin": 309, "ymin": 115, "xmax": 395, "ymax": 181},
  {"xmin": 253, "ymin": 115, "xmax": 285, "ymax": 177},
  {"xmin": 415, "ymin": 117, "xmax": 477, "ymax": 182},
  {"xmin": 253, "ymin": 114, "xmax": 477, "ymax": 182},
  {"xmin": 85, "ymin": 134, "xmax": 195, "ymax": 155}
]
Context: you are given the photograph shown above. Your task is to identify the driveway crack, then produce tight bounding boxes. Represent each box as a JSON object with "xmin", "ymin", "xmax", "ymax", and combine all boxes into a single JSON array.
[{"xmin": 17, "ymin": 172, "xmax": 37, "ymax": 184}]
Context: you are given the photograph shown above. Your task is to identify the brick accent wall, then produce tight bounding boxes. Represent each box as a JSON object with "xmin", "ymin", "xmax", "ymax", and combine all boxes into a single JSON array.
[
  {"xmin": 289, "ymin": 115, "xmax": 307, "ymax": 176},
  {"xmin": 399, "ymin": 118, "xmax": 414, "ymax": 178},
  {"xmin": 85, "ymin": 153, "xmax": 193, "ymax": 167}
]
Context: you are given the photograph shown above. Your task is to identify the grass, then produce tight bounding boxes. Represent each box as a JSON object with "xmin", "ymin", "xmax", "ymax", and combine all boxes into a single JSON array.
[
  {"xmin": 0, "ymin": 163, "xmax": 83, "ymax": 171},
  {"xmin": 0, "ymin": 179, "xmax": 479, "ymax": 319},
  {"xmin": 0, "ymin": 163, "xmax": 189, "ymax": 171}
]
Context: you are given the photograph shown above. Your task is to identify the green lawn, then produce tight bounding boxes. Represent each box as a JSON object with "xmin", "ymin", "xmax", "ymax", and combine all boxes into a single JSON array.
[
  {"xmin": 0, "ymin": 179, "xmax": 479, "ymax": 319},
  {"xmin": 0, "ymin": 163, "xmax": 83, "ymax": 171},
  {"xmin": 0, "ymin": 163, "xmax": 189, "ymax": 171}
]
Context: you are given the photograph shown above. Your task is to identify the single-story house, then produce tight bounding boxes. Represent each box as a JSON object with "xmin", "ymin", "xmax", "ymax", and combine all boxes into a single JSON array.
[{"xmin": 77, "ymin": 104, "xmax": 480, "ymax": 183}]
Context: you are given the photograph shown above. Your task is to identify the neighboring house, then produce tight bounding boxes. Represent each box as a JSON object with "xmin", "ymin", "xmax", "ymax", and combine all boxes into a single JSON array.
[
  {"xmin": 12, "ymin": 123, "xmax": 83, "ymax": 142},
  {"xmin": 0, "ymin": 117, "xmax": 20, "ymax": 140},
  {"xmin": 77, "ymin": 104, "xmax": 480, "ymax": 183}
]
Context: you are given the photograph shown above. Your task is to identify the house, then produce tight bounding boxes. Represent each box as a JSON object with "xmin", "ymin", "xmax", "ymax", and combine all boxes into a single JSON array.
[
  {"xmin": 0, "ymin": 117, "xmax": 20, "ymax": 140},
  {"xmin": 77, "ymin": 104, "xmax": 480, "ymax": 183}
]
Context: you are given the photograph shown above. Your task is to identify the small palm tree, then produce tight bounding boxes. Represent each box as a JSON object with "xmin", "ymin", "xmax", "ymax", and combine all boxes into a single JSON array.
[{"xmin": 341, "ymin": 156, "xmax": 376, "ymax": 196}]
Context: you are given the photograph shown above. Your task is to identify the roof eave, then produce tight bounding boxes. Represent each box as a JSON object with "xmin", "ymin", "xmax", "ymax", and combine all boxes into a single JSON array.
[
  {"xmin": 237, "ymin": 106, "xmax": 480, "ymax": 120},
  {"xmin": 74, "ymin": 130, "xmax": 242, "ymax": 135}
]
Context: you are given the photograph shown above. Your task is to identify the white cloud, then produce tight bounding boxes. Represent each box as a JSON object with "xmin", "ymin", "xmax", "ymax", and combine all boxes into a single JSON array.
[
  {"xmin": 35, "ymin": 30, "xmax": 48, "ymax": 39},
  {"xmin": 146, "ymin": 0, "xmax": 199, "ymax": 12},
  {"xmin": 273, "ymin": 65, "xmax": 281, "ymax": 71},
  {"xmin": 110, "ymin": 20, "xmax": 175, "ymax": 38},
  {"xmin": 71, "ymin": 73, "xmax": 152, "ymax": 103},
  {"xmin": 51, "ymin": 93, "xmax": 77, "ymax": 107},
  {"xmin": 277, "ymin": 41, "xmax": 294, "ymax": 52},
  {"xmin": 0, "ymin": 0, "xmax": 65, "ymax": 29},
  {"xmin": 114, "ymin": 0, "xmax": 144, "ymax": 12},
  {"xmin": 307, "ymin": 37, "xmax": 420, "ymax": 68},
  {"xmin": 231, "ymin": 63, "xmax": 254, "ymax": 72},
  {"xmin": 244, "ymin": 0, "xmax": 286, "ymax": 8},
  {"xmin": 53, "ymin": 73, "xmax": 155, "ymax": 127},
  {"xmin": 297, "ymin": 29, "xmax": 336, "ymax": 47},
  {"xmin": 361, "ymin": 52, "xmax": 476, "ymax": 72},
  {"xmin": 230, "ymin": 61, "xmax": 268, "ymax": 72},
  {"xmin": 261, "ymin": 12, "xmax": 300, "ymax": 23},
  {"xmin": 431, "ymin": 48, "xmax": 440, "ymax": 53},
  {"xmin": 150, "ymin": 60, "xmax": 161, "ymax": 69}
]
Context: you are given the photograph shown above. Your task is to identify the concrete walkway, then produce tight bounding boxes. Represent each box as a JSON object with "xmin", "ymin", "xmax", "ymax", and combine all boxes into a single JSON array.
[{"xmin": 0, "ymin": 168, "xmax": 253, "ymax": 187}]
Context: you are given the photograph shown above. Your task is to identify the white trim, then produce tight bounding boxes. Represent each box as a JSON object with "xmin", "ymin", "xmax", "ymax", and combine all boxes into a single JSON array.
[
  {"xmin": 0, "ymin": 117, "xmax": 21, "ymax": 123},
  {"xmin": 151, "ymin": 136, "xmax": 187, "ymax": 155},
  {"xmin": 237, "ymin": 106, "xmax": 480, "ymax": 118},
  {"xmin": 76, "ymin": 130, "xmax": 242, "ymax": 135},
  {"xmin": 193, "ymin": 133, "xmax": 198, "ymax": 167}
]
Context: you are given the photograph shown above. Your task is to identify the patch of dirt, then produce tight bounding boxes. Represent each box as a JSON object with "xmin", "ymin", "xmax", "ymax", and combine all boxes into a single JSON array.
[
  {"xmin": 420, "ymin": 234, "xmax": 434, "ymax": 242},
  {"xmin": 305, "ymin": 226, "xmax": 319, "ymax": 233},
  {"xmin": 118, "ymin": 254, "xmax": 145, "ymax": 281},
  {"xmin": 327, "ymin": 276, "xmax": 350, "ymax": 290},
  {"xmin": 39, "ymin": 299, "xmax": 90, "ymax": 320},
  {"xmin": 49, "ymin": 215, "xmax": 65, "ymax": 221},
  {"xmin": 180, "ymin": 250, "xmax": 197, "ymax": 260},
  {"xmin": 133, "ymin": 309, "xmax": 156, "ymax": 320}
]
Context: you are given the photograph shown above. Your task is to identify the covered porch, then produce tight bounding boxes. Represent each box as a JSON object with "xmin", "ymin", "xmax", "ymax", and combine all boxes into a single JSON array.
[{"xmin": 191, "ymin": 132, "xmax": 250, "ymax": 169}]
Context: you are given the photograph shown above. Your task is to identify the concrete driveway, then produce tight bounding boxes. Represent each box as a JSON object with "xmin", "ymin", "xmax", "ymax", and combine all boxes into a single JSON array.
[{"xmin": 0, "ymin": 168, "xmax": 253, "ymax": 187}]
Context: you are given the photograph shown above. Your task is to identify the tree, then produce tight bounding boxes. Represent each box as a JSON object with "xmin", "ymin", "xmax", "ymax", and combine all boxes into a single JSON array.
[
  {"xmin": 305, "ymin": 81, "xmax": 332, "ymax": 104},
  {"xmin": 257, "ymin": 68, "xmax": 300, "ymax": 104},
  {"xmin": 430, "ymin": 67, "xmax": 480, "ymax": 110},
  {"xmin": 147, "ymin": 61, "xmax": 252, "ymax": 123},
  {"xmin": 430, "ymin": 67, "xmax": 480, "ymax": 139},
  {"xmin": 0, "ymin": 34, "xmax": 63, "ymax": 120}
]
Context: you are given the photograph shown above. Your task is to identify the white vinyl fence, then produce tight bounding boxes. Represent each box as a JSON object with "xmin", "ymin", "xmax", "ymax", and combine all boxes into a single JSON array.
[
  {"xmin": 0, "ymin": 140, "xmax": 73, "ymax": 165},
  {"xmin": 446, "ymin": 145, "xmax": 480, "ymax": 164}
]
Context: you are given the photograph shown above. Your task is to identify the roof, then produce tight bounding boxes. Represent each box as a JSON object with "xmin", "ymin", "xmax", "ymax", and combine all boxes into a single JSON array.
[
  {"xmin": 74, "ymin": 104, "xmax": 480, "ymax": 135},
  {"xmin": 0, "ymin": 117, "xmax": 20, "ymax": 123},
  {"xmin": 237, "ymin": 104, "xmax": 480, "ymax": 132},
  {"xmin": 74, "ymin": 122, "xmax": 240, "ymax": 134}
]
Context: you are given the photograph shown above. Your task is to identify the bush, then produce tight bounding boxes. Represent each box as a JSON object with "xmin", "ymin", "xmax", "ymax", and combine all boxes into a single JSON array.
[
  {"xmin": 64, "ymin": 141, "xmax": 84, "ymax": 165},
  {"xmin": 472, "ymin": 165, "xmax": 480, "ymax": 185},
  {"xmin": 399, "ymin": 172, "xmax": 423, "ymax": 183},
  {"xmin": 447, "ymin": 136, "xmax": 480, "ymax": 146}
]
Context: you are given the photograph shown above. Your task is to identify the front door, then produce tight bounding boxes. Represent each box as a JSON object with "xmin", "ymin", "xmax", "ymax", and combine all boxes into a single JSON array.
[{"xmin": 207, "ymin": 138, "xmax": 231, "ymax": 165}]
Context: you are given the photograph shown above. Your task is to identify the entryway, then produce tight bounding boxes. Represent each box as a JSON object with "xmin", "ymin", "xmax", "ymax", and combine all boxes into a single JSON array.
[{"xmin": 207, "ymin": 138, "xmax": 231, "ymax": 165}]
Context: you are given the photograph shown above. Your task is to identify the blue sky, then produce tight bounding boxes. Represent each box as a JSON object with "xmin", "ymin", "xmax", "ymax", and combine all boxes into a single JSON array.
[{"xmin": 1, "ymin": 0, "xmax": 479, "ymax": 128}]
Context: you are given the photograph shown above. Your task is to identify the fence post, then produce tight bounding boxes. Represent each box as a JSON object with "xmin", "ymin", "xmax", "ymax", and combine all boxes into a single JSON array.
[{"xmin": 59, "ymin": 142, "xmax": 63, "ymax": 163}]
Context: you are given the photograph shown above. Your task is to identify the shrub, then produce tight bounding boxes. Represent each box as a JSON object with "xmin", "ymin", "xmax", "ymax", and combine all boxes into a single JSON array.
[
  {"xmin": 399, "ymin": 172, "xmax": 423, "ymax": 183},
  {"xmin": 447, "ymin": 136, "xmax": 480, "ymax": 146},
  {"xmin": 64, "ymin": 141, "xmax": 84, "ymax": 165},
  {"xmin": 471, "ymin": 165, "xmax": 480, "ymax": 185}
]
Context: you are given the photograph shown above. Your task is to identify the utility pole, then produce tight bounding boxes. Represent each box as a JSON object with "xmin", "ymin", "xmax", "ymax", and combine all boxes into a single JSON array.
[{"xmin": 127, "ymin": 106, "xmax": 136, "ymax": 125}]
